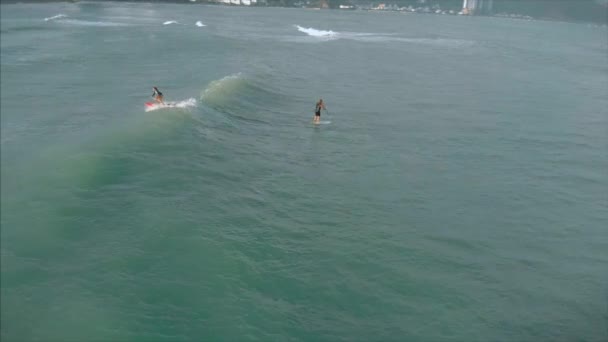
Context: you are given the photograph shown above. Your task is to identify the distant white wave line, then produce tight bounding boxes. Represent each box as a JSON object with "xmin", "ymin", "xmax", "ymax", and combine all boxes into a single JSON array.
[
  {"xmin": 295, "ymin": 25, "xmax": 337, "ymax": 37},
  {"xmin": 163, "ymin": 20, "xmax": 179, "ymax": 25},
  {"xmin": 196, "ymin": 21, "xmax": 206, "ymax": 27},
  {"xmin": 44, "ymin": 14, "xmax": 67, "ymax": 21},
  {"xmin": 292, "ymin": 25, "xmax": 472, "ymax": 47}
]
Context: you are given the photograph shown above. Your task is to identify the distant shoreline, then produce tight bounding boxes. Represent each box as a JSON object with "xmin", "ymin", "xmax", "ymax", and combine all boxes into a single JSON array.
[{"xmin": 3, "ymin": 0, "xmax": 607, "ymax": 25}]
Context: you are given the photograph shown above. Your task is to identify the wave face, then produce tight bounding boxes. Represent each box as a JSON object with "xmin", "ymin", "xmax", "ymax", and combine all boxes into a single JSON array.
[{"xmin": 200, "ymin": 73, "xmax": 288, "ymax": 124}]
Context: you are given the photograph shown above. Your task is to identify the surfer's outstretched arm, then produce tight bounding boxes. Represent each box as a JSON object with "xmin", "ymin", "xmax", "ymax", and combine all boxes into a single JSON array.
[{"xmin": 152, "ymin": 86, "xmax": 165, "ymax": 104}]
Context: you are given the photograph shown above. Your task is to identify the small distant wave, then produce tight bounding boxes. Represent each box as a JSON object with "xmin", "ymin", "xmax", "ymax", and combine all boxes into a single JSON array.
[
  {"xmin": 347, "ymin": 35, "xmax": 475, "ymax": 47},
  {"xmin": 195, "ymin": 21, "xmax": 206, "ymax": 27},
  {"xmin": 1, "ymin": 25, "xmax": 46, "ymax": 34},
  {"xmin": 145, "ymin": 98, "xmax": 197, "ymax": 112},
  {"xmin": 44, "ymin": 14, "xmax": 67, "ymax": 21},
  {"xmin": 295, "ymin": 25, "xmax": 337, "ymax": 37},
  {"xmin": 408, "ymin": 37, "xmax": 475, "ymax": 48},
  {"xmin": 54, "ymin": 19, "xmax": 129, "ymax": 27},
  {"xmin": 163, "ymin": 20, "xmax": 179, "ymax": 25}
]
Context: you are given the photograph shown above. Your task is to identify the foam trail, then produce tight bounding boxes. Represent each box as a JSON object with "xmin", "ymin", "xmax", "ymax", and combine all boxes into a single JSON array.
[
  {"xmin": 145, "ymin": 98, "xmax": 197, "ymax": 112},
  {"xmin": 295, "ymin": 25, "xmax": 337, "ymax": 37},
  {"xmin": 196, "ymin": 21, "xmax": 206, "ymax": 27},
  {"xmin": 44, "ymin": 14, "xmax": 67, "ymax": 21},
  {"xmin": 163, "ymin": 20, "xmax": 179, "ymax": 25}
]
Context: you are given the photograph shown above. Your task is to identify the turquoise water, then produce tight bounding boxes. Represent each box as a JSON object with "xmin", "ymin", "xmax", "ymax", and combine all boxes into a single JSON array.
[{"xmin": 1, "ymin": 2, "xmax": 607, "ymax": 341}]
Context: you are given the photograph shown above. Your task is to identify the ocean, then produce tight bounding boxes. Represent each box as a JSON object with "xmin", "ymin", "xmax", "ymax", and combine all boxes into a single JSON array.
[{"xmin": 1, "ymin": 2, "xmax": 607, "ymax": 341}]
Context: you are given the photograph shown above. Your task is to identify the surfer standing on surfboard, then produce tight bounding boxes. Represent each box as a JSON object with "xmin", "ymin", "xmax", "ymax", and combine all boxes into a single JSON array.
[
  {"xmin": 314, "ymin": 98, "xmax": 326, "ymax": 124},
  {"xmin": 152, "ymin": 86, "xmax": 164, "ymax": 105}
]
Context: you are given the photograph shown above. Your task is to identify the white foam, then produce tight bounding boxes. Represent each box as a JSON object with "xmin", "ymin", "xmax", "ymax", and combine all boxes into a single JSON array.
[
  {"xmin": 145, "ymin": 98, "xmax": 197, "ymax": 112},
  {"xmin": 163, "ymin": 20, "xmax": 179, "ymax": 25},
  {"xmin": 44, "ymin": 14, "xmax": 67, "ymax": 21},
  {"xmin": 195, "ymin": 21, "xmax": 206, "ymax": 27},
  {"xmin": 295, "ymin": 25, "xmax": 337, "ymax": 37}
]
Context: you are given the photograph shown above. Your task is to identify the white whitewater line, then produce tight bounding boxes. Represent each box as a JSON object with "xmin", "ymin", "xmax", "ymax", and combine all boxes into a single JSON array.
[
  {"xmin": 195, "ymin": 21, "xmax": 206, "ymax": 27},
  {"xmin": 44, "ymin": 14, "xmax": 67, "ymax": 21},
  {"xmin": 295, "ymin": 25, "xmax": 337, "ymax": 37},
  {"xmin": 163, "ymin": 20, "xmax": 179, "ymax": 25}
]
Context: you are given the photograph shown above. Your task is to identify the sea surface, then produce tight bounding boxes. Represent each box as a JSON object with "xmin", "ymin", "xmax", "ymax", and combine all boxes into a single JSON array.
[{"xmin": 1, "ymin": 2, "xmax": 607, "ymax": 341}]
